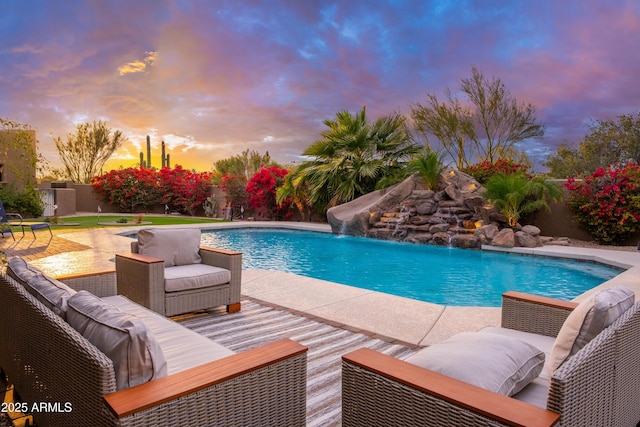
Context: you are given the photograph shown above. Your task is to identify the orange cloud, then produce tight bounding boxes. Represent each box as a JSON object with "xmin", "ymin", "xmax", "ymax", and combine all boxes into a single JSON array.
[{"xmin": 118, "ymin": 51, "xmax": 157, "ymax": 76}]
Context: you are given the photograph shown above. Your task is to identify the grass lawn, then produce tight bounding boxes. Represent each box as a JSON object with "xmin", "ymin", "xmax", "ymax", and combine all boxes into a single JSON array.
[{"xmin": 25, "ymin": 215, "xmax": 230, "ymax": 230}]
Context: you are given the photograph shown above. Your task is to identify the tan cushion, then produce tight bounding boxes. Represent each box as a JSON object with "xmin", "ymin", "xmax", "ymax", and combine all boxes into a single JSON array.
[
  {"xmin": 7, "ymin": 257, "xmax": 77, "ymax": 319},
  {"xmin": 67, "ymin": 291, "xmax": 168, "ymax": 390},
  {"xmin": 164, "ymin": 264, "xmax": 231, "ymax": 292},
  {"xmin": 405, "ymin": 331, "xmax": 544, "ymax": 396},
  {"xmin": 550, "ymin": 286, "xmax": 635, "ymax": 373},
  {"xmin": 137, "ymin": 228, "xmax": 202, "ymax": 267}
]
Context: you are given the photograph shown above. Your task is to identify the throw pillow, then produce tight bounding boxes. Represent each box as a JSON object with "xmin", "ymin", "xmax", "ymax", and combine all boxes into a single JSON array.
[
  {"xmin": 137, "ymin": 228, "xmax": 202, "ymax": 267},
  {"xmin": 67, "ymin": 291, "xmax": 168, "ymax": 390},
  {"xmin": 404, "ymin": 331, "xmax": 544, "ymax": 396},
  {"xmin": 549, "ymin": 286, "xmax": 635, "ymax": 373}
]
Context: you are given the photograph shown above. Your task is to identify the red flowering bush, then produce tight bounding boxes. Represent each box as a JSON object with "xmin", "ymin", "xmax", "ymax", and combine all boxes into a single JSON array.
[
  {"xmin": 245, "ymin": 166, "xmax": 293, "ymax": 220},
  {"xmin": 91, "ymin": 166, "xmax": 161, "ymax": 212},
  {"xmin": 158, "ymin": 166, "xmax": 212, "ymax": 215},
  {"xmin": 461, "ymin": 160, "xmax": 531, "ymax": 184},
  {"xmin": 219, "ymin": 173, "xmax": 249, "ymax": 218},
  {"xmin": 91, "ymin": 166, "xmax": 212, "ymax": 215},
  {"xmin": 565, "ymin": 163, "xmax": 640, "ymax": 244}
]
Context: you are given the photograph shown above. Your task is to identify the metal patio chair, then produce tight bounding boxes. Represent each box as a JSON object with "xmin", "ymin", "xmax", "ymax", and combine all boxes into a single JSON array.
[{"xmin": 0, "ymin": 199, "xmax": 52, "ymax": 239}]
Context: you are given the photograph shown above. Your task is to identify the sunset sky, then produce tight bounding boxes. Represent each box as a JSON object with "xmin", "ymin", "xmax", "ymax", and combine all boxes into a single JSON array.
[{"xmin": 1, "ymin": 0, "xmax": 639, "ymax": 174}]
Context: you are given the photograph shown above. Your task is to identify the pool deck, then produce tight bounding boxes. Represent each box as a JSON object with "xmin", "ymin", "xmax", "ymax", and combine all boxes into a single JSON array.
[{"xmin": 5, "ymin": 220, "xmax": 640, "ymax": 347}]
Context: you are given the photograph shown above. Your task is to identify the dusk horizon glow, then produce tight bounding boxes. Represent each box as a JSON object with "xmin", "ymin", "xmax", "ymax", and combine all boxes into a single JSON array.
[{"xmin": 1, "ymin": 1, "xmax": 639, "ymax": 174}]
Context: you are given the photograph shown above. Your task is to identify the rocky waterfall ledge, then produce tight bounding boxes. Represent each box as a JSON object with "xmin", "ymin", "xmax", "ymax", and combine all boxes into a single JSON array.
[{"xmin": 326, "ymin": 170, "xmax": 565, "ymax": 249}]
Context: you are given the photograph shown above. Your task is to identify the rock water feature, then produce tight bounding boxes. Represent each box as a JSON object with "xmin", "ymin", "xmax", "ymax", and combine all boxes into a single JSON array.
[{"xmin": 326, "ymin": 170, "xmax": 553, "ymax": 249}]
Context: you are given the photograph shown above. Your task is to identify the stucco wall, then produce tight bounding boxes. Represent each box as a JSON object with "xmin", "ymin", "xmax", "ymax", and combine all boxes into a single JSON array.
[
  {"xmin": 40, "ymin": 182, "xmax": 226, "ymax": 217},
  {"xmin": 0, "ymin": 129, "xmax": 37, "ymax": 191}
]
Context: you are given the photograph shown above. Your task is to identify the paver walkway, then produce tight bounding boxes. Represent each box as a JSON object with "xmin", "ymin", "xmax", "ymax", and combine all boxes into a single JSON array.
[{"xmin": 1, "ymin": 229, "xmax": 91, "ymax": 261}]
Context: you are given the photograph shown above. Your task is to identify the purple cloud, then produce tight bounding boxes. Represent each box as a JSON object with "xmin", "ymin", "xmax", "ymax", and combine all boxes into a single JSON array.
[{"xmin": 1, "ymin": 0, "xmax": 639, "ymax": 172}]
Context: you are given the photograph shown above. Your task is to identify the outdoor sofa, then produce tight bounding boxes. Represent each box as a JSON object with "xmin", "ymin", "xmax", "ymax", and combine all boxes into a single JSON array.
[
  {"xmin": 343, "ymin": 289, "xmax": 640, "ymax": 427},
  {"xmin": 115, "ymin": 228, "xmax": 242, "ymax": 317},
  {"xmin": 0, "ymin": 257, "xmax": 307, "ymax": 427}
]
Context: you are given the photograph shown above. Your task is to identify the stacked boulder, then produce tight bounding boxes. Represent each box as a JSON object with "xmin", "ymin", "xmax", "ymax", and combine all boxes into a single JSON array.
[{"xmin": 326, "ymin": 169, "xmax": 556, "ymax": 249}]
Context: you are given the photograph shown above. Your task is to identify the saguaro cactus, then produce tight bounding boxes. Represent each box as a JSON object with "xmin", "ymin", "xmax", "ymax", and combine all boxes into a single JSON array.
[{"xmin": 140, "ymin": 136, "xmax": 171, "ymax": 168}]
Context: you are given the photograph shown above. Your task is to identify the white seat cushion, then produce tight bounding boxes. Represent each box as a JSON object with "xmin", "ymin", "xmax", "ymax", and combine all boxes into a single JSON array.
[
  {"xmin": 164, "ymin": 264, "xmax": 231, "ymax": 293},
  {"xmin": 67, "ymin": 291, "xmax": 168, "ymax": 390},
  {"xmin": 104, "ymin": 295, "xmax": 235, "ymax": 374}
]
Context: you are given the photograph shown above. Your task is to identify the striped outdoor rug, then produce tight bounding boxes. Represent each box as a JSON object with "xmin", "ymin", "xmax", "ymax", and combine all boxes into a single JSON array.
[{"xmin": 177, "ymin": 298, "xmax": 418, "ymax": 427}]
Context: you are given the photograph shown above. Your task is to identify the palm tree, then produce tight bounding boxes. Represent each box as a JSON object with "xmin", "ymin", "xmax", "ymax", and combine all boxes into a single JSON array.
[
  {"xmin": 483, "ymin": 173, "xmax": 562, "ymax": 227},
  {"xmin": 287, "ymin": 106, "xmax": 418, "ymax": 214},
  {"xmin": 408, "ymin": 147, "xmax": 447, "ymax": 190}
]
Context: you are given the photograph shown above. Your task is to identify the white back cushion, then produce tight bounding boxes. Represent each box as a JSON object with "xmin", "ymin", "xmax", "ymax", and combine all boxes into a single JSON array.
[
  {"xmin": 550, "ymin": 286, "xmax": 634, "ymax": 373},
  {"xmin": 7, "ymin": 257, "xmax": 77, "ymax": 319}
]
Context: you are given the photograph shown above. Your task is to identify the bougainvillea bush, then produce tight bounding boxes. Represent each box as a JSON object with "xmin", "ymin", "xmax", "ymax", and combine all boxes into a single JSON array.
[
  {"xmin": 245, "ymin": 165, "xmax": 293, "ymax": 220},
  {"xmin": 158, "ymin": 165, "xmax": 212, "ymax": 216},
  {"xmin": 91, "ymin": 167, "xmax": 162, "ymax": 212},
  {"xmin": 461, "ymin": 159, "xmax": 531, "ymax": 184},
  {"xmin": 565, "ymin": 163, "xmax": 640, "ymax": 244},
  {"xmin": 218, "ymin": 173, "xmax": 249, "ymax": 218},
  {"xmin": 91, "ymin": 165, "xmax": 212, "ymax": 215}
]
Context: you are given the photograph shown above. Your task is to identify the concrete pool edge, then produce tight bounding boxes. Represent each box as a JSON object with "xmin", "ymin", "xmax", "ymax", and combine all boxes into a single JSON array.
[{"xmin": 166, "ymin": 222, "xmax": 640, "ymax": 345}]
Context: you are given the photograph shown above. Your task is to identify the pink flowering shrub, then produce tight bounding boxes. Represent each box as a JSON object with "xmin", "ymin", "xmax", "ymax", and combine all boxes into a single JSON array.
[
  {"xmin": 565, "ymin": 163, "xmax": 640, "ymax": 244},
  {"xmin": 245, "ymin": 166, "xmax": 293, "ymax": 220}
]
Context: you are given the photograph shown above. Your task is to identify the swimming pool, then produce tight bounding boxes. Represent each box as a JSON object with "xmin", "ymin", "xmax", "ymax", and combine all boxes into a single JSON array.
[{"xmin": 200, "ymin": 228, "xmax": 620, "ymax": 307}]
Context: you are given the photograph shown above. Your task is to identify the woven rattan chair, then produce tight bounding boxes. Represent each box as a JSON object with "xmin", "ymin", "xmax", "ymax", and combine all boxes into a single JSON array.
[
  {"xmin": 342, "ymin": 291, "xmax": 640, "ymax": 427},
  {"xmin": 115, "ymin": 228, "xmax": 242, "ymax": 316}
]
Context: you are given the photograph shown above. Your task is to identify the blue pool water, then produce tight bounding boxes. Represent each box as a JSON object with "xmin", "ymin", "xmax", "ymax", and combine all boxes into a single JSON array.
[{"xmin": 200, "ymin": 228, "xmax": 620, "ymax": 307}]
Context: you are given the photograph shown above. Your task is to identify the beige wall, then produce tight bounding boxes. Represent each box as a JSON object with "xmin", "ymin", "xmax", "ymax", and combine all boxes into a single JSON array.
[{"xmin": 41, "ymin": 182, "xmax": 227, "ymax": 217}]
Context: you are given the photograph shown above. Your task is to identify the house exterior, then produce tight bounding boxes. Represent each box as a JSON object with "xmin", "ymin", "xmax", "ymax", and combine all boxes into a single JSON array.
[{"xmin": 0, "ymin": 129, "xmax": 37, "ymax": 192}]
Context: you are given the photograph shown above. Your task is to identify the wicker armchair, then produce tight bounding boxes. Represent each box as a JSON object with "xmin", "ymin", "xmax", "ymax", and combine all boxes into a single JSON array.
[
  {"xmin": 342, "ymin": 291, "xmax": 640, "ymax": 427},
  {"xmin": 115, "ymin": 228, "xmax": 242, "ymax": 316}
]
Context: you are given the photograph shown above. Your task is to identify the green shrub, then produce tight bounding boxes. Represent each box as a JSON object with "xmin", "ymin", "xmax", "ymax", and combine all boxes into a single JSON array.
[
  {"xmin": 409, "ymin": 147, "xmax": 446, "ymax": 190},
  {"xmin": 483, "ymin": 173, "xmax": 562, "ymax": 227},
  {"xmin": 0, "ymin": 187, "xmax": 44, "ymax": 217}
]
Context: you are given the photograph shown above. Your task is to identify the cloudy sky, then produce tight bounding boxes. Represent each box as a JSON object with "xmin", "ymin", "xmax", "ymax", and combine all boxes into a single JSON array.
[{"xmin": 1, "ymin": 0, "xmax": 639, "ymax": 173}]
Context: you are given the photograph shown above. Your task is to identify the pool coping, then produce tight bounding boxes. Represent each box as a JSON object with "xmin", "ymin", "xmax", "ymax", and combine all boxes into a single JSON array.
[{"xmin": 30, "ymin": 220, "xmax": 640, "ymax": 347}]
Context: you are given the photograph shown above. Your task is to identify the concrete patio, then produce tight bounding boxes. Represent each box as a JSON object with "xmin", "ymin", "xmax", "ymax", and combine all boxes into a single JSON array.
[{"xmin": 3, "ymin": 220, "xmax": 640, "ymax": 347}]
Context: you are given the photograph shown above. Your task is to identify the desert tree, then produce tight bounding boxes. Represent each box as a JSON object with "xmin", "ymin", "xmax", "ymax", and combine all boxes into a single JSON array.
[
  {"xmin": 545, "ymin": 112, "xmax": 640, "ymax": 178},
  {"xmin": 411, "ymin": 67, "xmax": 544, "ymax": 168},
  {"xmin": 54, "ymin": 120, "xmax": 124, "ymax": 183},
  {"xmin": 211, "ymin": 149, "xmax": 274, "ymax": 183},
  {"xmin": 411, "ymin": 90, "xmax": 475, "ymax": 169}
]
